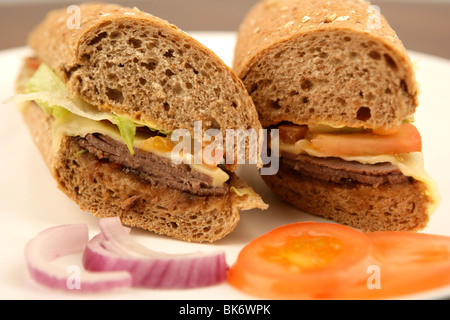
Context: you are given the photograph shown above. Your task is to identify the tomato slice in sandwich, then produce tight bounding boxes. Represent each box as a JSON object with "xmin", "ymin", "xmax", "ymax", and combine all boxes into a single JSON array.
[
  {"xmin": 227, "ymin": 222, "xmax": 374, "ymax": 299},
  {"xmin": 279, "ymin": 123, "xmax": 308, "ymax": 144},
  {"xmin": 309, "ymin": 123, "xmax": 422, "ymax": 156}
]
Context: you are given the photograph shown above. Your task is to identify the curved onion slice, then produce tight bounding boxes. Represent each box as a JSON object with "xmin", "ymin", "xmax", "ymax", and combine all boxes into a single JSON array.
[
  {"xmin": 25, "ymin": 224, "xmax": 132, "ymax": 292},
  {"xmin": 82, "ymin": 217, "xmax": 228, "ymax": 288}
]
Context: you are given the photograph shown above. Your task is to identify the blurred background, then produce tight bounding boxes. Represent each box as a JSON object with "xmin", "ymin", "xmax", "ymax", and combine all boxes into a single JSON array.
[{"xmin": 0, "ymin": 0, "xmax": 449, "ymax": 59}]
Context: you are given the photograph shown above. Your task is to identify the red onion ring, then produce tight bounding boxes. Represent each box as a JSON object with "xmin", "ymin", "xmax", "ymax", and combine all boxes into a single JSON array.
[
  {"xmin": 24, "ymin": 218, "xmax": 227, "ymax": 291},
  {"xmin": 24, "ymin": 223, "xmax": 132, "ymax": 291},
  {"xmin": 83, "ymin": 217, "xmax": 228, "ymax": 288}
]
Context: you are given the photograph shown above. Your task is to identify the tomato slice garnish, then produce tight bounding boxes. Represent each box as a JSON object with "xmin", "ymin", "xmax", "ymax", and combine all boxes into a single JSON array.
[
  {"xmin": 341, "ymin": 232, "xmax": 450, "ymax": 299},
  {"xmin": 228, "ymin": 222, "xmax": 450, "ymax": 300},
  {"xmin": 309, "ymin": 123, "xmax": 422, "ymax": 156},
  {"xmin": 227, "ymin": 222, "xmax": 374, "ymax": 299}
]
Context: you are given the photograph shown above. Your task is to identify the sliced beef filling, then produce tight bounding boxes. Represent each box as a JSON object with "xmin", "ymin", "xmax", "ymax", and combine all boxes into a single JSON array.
[
  {"xmin": 77, "ymin": 133, "xmax": 228, "ymax": 196},
  {"xmin": 281, "ymin": 152, "xmax": 411, "ymax": 187}
]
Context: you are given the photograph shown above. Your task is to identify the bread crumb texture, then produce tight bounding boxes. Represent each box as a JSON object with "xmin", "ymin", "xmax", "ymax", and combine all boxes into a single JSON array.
[{"xmin": 234, "ymin": 0, "xmax": 419, "ymax": 129}]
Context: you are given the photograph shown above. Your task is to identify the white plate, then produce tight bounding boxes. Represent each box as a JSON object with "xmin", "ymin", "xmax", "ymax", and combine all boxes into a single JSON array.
[{"xmin": 0, "ymin": 32, "xmax": 449, "ymax": 300}]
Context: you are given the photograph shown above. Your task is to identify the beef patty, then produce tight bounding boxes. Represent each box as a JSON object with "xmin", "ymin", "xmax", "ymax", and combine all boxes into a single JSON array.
[
  {"xmin": 77, "ymin": 133, "xmax": 228, "ymax": 196},
  {"xmin": 281, "ymin": 152, "xmax": 411, "ymax": 187}
]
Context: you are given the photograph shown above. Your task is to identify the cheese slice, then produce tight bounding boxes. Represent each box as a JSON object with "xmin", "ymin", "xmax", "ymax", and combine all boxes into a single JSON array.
[
  {"xmin": 280, "ymin": 140, "xmax": 441, "ymax": 215},
  {"xmin": 53, "ymin": 112, "xmax": 229, "ymax": 188}
]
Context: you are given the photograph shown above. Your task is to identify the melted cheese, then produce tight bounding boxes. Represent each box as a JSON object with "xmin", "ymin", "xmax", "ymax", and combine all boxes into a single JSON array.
[
  {"xmin": 280, "ymin": 140, "xmax": 441, "ymax": 215},
  {"xmin": 53, "ymin": 113, "xmax": 229, "ymax": 188}
]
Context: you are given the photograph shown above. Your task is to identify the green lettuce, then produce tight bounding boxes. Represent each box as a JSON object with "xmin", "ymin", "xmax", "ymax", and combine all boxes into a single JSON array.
[
  {"xmin": 6, "ymin": 63, "xmax": 160, "ymax": 154},
  {"xmin": 25, "ymin": 63, "xmax": 70, "ymax": 119},
  {"xmin": 111, "ymin": 116, "xmax": 136, "ymax": 155},
  {"xmin": 23, "ymin": 63, "xmax": 114, "ymax": 121},
  {"xmin": 26, "ymin": 63, "xmax": 68, "ymax": 94}
]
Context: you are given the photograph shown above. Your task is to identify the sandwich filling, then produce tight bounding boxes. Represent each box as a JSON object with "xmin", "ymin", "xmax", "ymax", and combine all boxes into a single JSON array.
[
  {"xmin": 276, "ymin": 123, "xmax": 440, "ymax": 214},
  {"xmin": 77, "ymin": 133, "xmax": 227, "ymax": 195},
  {"xmin": 11, "ymin": 58, "xmax": 236, "ymax": 196}
]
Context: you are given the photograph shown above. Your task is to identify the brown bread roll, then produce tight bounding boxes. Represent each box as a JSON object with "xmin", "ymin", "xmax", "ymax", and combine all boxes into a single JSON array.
[{"xmin": 233, "ymin": 0, "xmax": 439, "ymax": 232}]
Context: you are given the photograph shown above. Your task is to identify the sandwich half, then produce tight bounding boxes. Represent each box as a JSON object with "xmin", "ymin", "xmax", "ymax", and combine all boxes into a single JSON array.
[
  {"xmin": 12, "ymin": 3, "xmax": 268, "ymax": 242},
  {"xmin": 233, "ymin": 0, "xmax": 440, "ymax": 232}
]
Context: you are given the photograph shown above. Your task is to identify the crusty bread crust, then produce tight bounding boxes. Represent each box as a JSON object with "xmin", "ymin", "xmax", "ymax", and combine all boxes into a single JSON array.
[
  {"xmin": 21, "ymin": 101, "xmax": 267, "ymax": 242},
  {"xmin": 262, "ymin": 162, "xmax": 430, "ymax": 232},
  {"xmin": 233, "ymin": 0, "xmax": 418, "ymax": 129},
  {"xmin": 28, "ymin": 3, "xmax": 262, "ymax": 167}
]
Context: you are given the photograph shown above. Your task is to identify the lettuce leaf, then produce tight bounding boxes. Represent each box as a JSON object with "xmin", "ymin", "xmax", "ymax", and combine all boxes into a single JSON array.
[
  {"xmin": 6, "ymin": 63, "xmax": 166, "ymax": 154},
  {"xmin": 23, "ymin": 63, "xmax": 114, "ymax": 121},
  {"xmin": 111, "ymin": 116, "xmax": 136, "ymax": 155},
  {"xmin": 403, "ymin": 114, "xmax": 415, "ymax": 124},
  {"xmin": 24, "ymin": 63, "xmax": 70, "ymax": 119},
  {"xmin": 26, "ymin": 63, "xmax": 68, "ymax": 94}
]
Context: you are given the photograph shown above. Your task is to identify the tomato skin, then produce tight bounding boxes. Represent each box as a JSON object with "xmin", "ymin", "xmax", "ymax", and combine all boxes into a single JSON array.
[{"xmin": 310, "ymin": 123, "xmax": 422, "ymax": 156}]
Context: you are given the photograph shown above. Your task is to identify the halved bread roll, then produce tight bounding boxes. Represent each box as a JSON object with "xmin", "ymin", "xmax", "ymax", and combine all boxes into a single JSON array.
[
  {"xmin": 234, "ymin": 0, "xmax": 439, "ymax": 232},
  {"xmin": 14, "ymin": 3, "xmax": 268, "ymax": 242}
]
